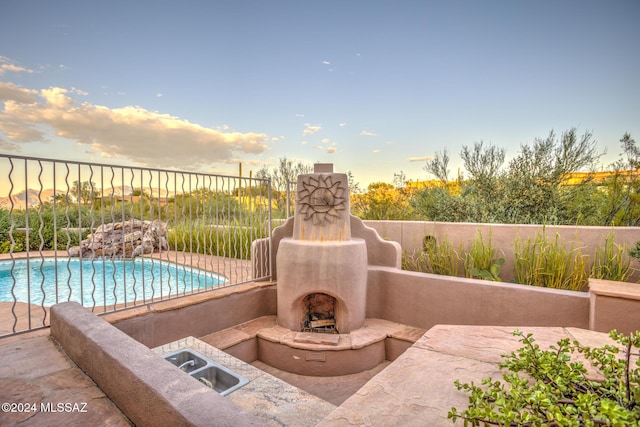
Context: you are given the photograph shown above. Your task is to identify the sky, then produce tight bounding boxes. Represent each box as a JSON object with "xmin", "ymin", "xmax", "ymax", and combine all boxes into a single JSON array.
[{"xmin": 0, "ymin": 0, "xmax": 639, "ymax": 189}]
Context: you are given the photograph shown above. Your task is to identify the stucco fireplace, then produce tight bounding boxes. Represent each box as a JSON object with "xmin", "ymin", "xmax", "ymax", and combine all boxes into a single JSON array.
[{"xmin": 276, "ymin": 164, "xmax": 368, "ymax": 334}]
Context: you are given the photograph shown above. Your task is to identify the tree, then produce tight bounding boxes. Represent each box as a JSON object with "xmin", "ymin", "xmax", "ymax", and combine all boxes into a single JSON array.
[
  {"xmin": 347, "ymin": 171, "xmax": 362, "ymax": 194},
  {"xmin": 256, "ymin": 157, "xmax": 313, "ymax": 217},
  {"xmin": 130, "ymin": 188, "xmax": 149, "ymax": 197},
  {"xmin": 424, "ymin": 149, "xmax": 451, "ymax": 185},
  {"xmin": 601, "ymin": 133, "xmax": 640, "ymax": 226},
  {"xmin": 69, "ymin": 180, "xmax": 97, "ymax": 205},
  {"xmin": 352, "ymin": 182, "xmax": 414, "ymax": 220},
  {"xmin": 393, "ymin": 171, "xmax": 407, "ymax": 190},
  {"xmin": 501, "ymin": 128, "xmax": 601, "ymax": 224},
  {"xmin": 459, "ymin": 141, "xmax": 506, "ymax": 222},
  {"xmin": 411, "ymin": 128, "xmax": 604, "ymax": 224},
  {"xmin": 460, "ymin": 141, "xmax": 505, "ymax": 184}
]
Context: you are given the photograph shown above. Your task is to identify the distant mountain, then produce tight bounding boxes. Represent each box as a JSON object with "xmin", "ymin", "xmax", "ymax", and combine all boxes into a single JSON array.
[
  {"xmin": 0, "ymin": 186, "xmax": 171, "ymax": 209},
  {"xmin": 0, "ymin": 189, "xmax": 64, "ymax": 210}
]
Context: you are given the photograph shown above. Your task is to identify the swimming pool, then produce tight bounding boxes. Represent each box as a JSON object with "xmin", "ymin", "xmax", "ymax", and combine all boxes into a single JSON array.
[{"xmin": 0, "ymin": 258, "xmax": 226, "ymax": 307}]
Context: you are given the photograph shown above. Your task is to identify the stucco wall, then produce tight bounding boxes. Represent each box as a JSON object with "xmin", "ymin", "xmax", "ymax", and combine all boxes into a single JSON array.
[
  {"xmin": 365, "ymin": 266, "xmax": 591, "ymax": 331},
  {"xmin": 105, "ymin": 284, "xmax": 277, "ymax": 348},
  {"xmin": 364, "ymin": 221, "xmax": 640, "ymax": 283}
]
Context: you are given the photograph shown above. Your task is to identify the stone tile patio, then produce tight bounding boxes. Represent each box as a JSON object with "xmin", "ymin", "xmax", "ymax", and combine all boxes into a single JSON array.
[
  {"xmin": 0, "ymin": 330, "xmax": 131, "ymax": 426},
  {"xmin": 318, "ymin": 325, "xmax": 619, "ymax": 426},
  {"xmin": 0, "ymin": 321, "xmax": 619, "ymax": 426}
]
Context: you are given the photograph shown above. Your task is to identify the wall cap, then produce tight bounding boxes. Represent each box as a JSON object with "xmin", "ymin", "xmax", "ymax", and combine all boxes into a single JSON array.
[{"xmin": 589, "ymin": 278, "xmax": 640, "ymax": 301}]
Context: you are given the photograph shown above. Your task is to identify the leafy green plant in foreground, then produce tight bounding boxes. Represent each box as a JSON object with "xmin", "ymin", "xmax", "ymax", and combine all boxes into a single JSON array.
[{"xmin": 449, "ymin": 330, "xmax": 640, "ymax": 426}]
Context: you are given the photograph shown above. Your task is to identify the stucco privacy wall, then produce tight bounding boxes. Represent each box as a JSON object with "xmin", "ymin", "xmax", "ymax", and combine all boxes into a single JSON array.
[{"xmin": 364, "ymin": 221, "xmax": 640, "ymax": 283}]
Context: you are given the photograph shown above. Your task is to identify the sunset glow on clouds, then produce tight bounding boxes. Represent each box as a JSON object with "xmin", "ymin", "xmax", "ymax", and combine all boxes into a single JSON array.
[{"xmin": 0, "ymin": 81, "xmax": 269, "ymax": 169}]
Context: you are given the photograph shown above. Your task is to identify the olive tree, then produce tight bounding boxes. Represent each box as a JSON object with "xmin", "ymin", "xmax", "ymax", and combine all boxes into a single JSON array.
[
  {"xmin": 413, "ymin": 128, "xmax": 603, "ymax": 224},
  {"xmin": 601, "ymin": 133, "xmax": 640, "ymax": 226}
]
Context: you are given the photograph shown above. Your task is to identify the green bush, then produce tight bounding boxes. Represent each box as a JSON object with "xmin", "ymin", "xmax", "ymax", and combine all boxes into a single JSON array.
[
  {"xmin": 449, "ymin": 329, "xmax": 640, "ymax": 426},
  {"xmin": 0, "ymin": 205, "xmax": 92, "ymax": 253},
  {"xmin": 167, "ymin": 220, "xmax": 268, "ymax": 260}
]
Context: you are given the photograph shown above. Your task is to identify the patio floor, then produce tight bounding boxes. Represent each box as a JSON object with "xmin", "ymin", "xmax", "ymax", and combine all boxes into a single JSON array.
[
  {"xmin": 0, "ymin": 253, "xmax": 624, "ymax": 426},
  {"xmin": 0, "ymin": 329, "xmax": 132, "ymax": 426},
  {"xmin": 0, "ymin": 304, "xmax": 620, "ymax": 427}
]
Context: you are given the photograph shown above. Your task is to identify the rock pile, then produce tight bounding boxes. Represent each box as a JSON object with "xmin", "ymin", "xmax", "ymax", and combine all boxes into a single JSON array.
[{"xmin": 68, "ymin": 219, "xmax": 169, "ymax": 258}]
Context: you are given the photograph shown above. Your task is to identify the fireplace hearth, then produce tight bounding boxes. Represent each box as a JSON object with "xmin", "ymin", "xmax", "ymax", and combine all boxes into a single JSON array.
[{"xmin": 301, "ymin": 293, "xmax": 338, "ymax": 334}]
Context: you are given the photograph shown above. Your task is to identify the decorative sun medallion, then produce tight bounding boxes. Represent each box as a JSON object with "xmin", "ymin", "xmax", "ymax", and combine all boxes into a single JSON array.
[{"xmin": 298, "ymin": 175, "xmax": 347, "ymax": 225}]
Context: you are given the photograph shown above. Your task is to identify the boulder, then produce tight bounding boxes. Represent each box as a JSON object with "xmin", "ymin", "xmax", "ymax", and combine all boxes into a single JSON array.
[{"xmin": 69, "ymin": 220, "xmax": 169, "ymax": 259}]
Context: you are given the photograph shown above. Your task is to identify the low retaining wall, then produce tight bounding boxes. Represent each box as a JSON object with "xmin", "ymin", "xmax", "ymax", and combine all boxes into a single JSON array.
[
  {"xmin": 104, "ymin": 282, "xmax": 277, "ymax": 349},
  {"xmin": 50, "ymin": 302, "xmax": 266, "ymax": 427},
  {"xmin": 365, "ymin": 266, "xmax": 591, "ymax": 330},
  {"xmin": 589, "ymin": 279, "xmax": 640, "ymax": 335}
]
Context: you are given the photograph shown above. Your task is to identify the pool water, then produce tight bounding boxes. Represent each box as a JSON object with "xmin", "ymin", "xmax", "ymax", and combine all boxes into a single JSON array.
[{"xmin": 0, "ymin": 258, "xmax": 225, "ymax": 307}]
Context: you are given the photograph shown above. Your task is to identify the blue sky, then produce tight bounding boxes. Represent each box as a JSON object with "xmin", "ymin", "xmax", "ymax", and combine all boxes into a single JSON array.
[{"xmin": 1, "ymin": 0, "xmax": 639, "ymax": 188}]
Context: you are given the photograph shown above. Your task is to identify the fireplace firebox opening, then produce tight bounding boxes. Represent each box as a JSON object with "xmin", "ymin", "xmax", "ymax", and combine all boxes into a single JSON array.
[{"xmin": 301, "ymin": 293, "xmax": 338, "ymax": 334}]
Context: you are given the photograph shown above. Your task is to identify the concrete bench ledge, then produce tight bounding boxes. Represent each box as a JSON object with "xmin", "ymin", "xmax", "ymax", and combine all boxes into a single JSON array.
[{"xmin": 50, "ymin": 301, "xmax": 267, "ymax": 427}]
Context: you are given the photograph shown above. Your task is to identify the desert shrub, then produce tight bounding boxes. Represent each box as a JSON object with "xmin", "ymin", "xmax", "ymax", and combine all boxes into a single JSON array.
[
  {"xmin": 464, "ymin": 230, "xmax": 504, "ymax": 281},
  {"xmin": 591, "ymin": 232, "xmax": 633, "ymax": 282},
  {"xmin": 167, "ymin": 219, "xmax": 268, "ymax": 260},
  {"xmin": 402, "ymin": 235, "xmax": 464, "ymax": 277},
  {"xmin": 514, "ymin": 230, "xmax": 589, "ymax": 291},
  {"xmin": 449, "ymin": 329, "xmax": 640, "ymax": 426}
]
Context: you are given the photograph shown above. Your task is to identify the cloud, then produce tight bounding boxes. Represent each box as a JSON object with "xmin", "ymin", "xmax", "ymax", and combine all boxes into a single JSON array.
[
  {"xmin": 0, "ymin": 63, "xmax": 33, "ymax": 76},
  {"xmin": 408, "ymin": 156, "xmax": 435, "ymax": 162},
  {"xmin": 327, "ymin": 147, "xmax": 336, "ymax": 154},
  {"xmin": 360, "ymin": 130, "xmax": 377, "ymax": 137},
  {"xmin": 0, "ymin": 82, "xmax": 270, "ymax": 169},
  {"xmin": 322, "ymin": 60, "xmax": 330, "ymax": 65},
  {"xmin": 373, "ymin": 149, "xmax": 380, "ymax": 154},
  {"xmin": 338, "ymin": 122, "xmax": 347, "ymax": 127},
  {"xmin": 0, "ymin": 81, "xmax": 39, "ymax": 104},
  {"xmin": 0, "ymin": 57, "xmax": 34, "ymax": 76},
  {"xmin": 303, "ymin": 123, "xmax": 321, "ymax": 136}
]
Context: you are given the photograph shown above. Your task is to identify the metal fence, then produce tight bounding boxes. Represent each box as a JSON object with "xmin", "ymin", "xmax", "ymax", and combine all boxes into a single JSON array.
[{"xmin": 0, "ymin": 154, "xmax": 273, "ymax": 337}]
